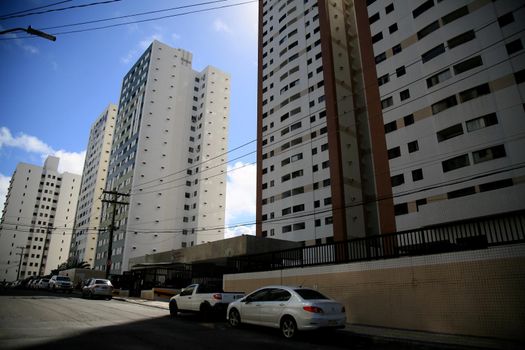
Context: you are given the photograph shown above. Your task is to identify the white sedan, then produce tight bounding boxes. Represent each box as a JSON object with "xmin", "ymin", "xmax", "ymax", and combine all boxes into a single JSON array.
[{"xmin": 227, "ymin": 285, "xmax": 346, "ymax": 338}]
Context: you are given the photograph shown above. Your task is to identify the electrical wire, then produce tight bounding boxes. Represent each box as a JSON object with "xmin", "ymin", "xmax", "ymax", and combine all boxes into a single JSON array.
[{"xmin": 0, "ymin": 0, "xmax": 72, "ymax": 19}]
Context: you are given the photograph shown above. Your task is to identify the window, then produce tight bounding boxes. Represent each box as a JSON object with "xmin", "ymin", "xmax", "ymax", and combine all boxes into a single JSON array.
[
  {"xmin": 412, "ymin": 0, "xmax": 434, "ymax": 18},
  {"xmin": 515, "ymin": 69, "xmax": 525, "ymax": 84},
  {"xmin": 432, "ymin": 95, "xmax": 458, "ymax": 114},
  {"xmin": 282, "ymin": 225, "xmax": 292, "ymax": 233},
  {"xmin": 369, "ymin": 12, "xmax": 380, "ymax": 24},
  {"xmin": 417, "ymin": 20, "xmax": 440, "ymax": 40},
  {"xmin": 422, "ymin": 43, "xmax": 445, "ymax": 63},
  {"xmin": 404, "ymin": 114, "xmax": 414, "ymax": 126},
  {"xmin": 466, "ymin": 113, "xmax": 498, "ymax": 132},
  {"xmin": 389, "ymin": 23, "xmax": 398, "ymax": 34},
  {"xmin": 448, "ymin": 187, "xmax": 476, "ymax": 199},
  {"xmin": 387, "ymin": 146, "xmax": 401, "ymax": 159},
  {"xmin": 385, "ymin": 3, "xmax": 394, "ymax": 14},
  {"xmin": 453, "ymin": 56, "xmax": 483, "ymax": 75},
  {"xmin": 372, "ymin": 32, "xmax": 383, "ymax": 43},
  {"xmin": 407, "ymin": 140, "xmax": 419, "ymax": 153},
  {"xmin": 447, "ymin": 30, "xmax": 476, "ymax": 49},
  {"xmin": 437, "ymin": 124, "xmax": 464, "ymax": 142},
  {"xmin": 375, "ymin": 52, "xmax": 386, "ymax": 64},
  {"xmin": 498, "ymin": 12, "xmax": 515, "ymax": 28},
  {"xmin": 441, "ymin": 5, "xmax": 469, "ymax": 25},
  {"xmin": 381, "ymin": 96, "xmax": 393, "ymax": 109},
  {"xmin": 506, "ymin": 39, "xmax": 523, "ymax": 55},
  {"xmin": 392, "ymin": 44, "xmax": 402, "ymax": 55},
  {"xmin": 391, "ymin": 174, "xmax": 404, "ymax": 187},
  {"xmin": 459, "ymin": 83, "xmax": 490, "ymax": 103},
  {"xmin": 412, "ymin": 169, "xmax": 423, "ymax": 181},
  {"xmin": 396, "ymin": 66, "xmax": 406, "ymax": 77},
  {"xmin": 427, "ymin": 69, "xmax": 451, "ymax": 88},
  {"xmin": 472, "ymin": 145, "xmax": 506, "ymax": 164},
  {"xmin": 400, "ymin": 89, "xmax": 410, "ymax": 101},
  {"xmin": 378, "ymin": 73, "xmax": 390, "ymax": 86},
  {"xmin": 442, "ymin": 154, "xmax": 470, "ymax": 172},
  {"xmin": 394, "ymin": 203, "xmax": 409, "ymax": 216},
  {"xmin": 384, "ymin": 121, "xmax": 397, "ymax": 133},
  {"xmin": 479, "ymin": 179, "xmax": 513, "ymax": 192}
]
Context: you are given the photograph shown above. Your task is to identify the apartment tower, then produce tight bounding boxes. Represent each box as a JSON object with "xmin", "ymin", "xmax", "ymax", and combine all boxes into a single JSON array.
[
  {"xmin": 69, "ymin": 104, "xmax": 117, "ymax": 267},
  {"xmin": 0, "ymin": 156, "xmax": 81, "ymax": 281},
  {"xmin": 368, "ymin": 0, "xmax": 525, "ymax": 229},
  {"xmin": 257, "ymin": 0, "xmax": 395, "ymax": 243},
  {"xmin": 94, "ymin": 41, "xmax": 230, "ymax": 274}
]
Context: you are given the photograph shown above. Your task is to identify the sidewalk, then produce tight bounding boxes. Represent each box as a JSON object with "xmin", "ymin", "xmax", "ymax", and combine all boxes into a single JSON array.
[{"xmin": 112, "ymin": 296, "xmax": 522, "ymax": 350}]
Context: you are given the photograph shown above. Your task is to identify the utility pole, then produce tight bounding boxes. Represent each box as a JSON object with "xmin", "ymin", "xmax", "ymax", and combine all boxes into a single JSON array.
[
  {"xmin": 16, "ymin": 246, "xmax": 25, "ymax": 280},
  {"xmin": 101, "ymin": 190, "xmax": 129, "ymax": 279}
]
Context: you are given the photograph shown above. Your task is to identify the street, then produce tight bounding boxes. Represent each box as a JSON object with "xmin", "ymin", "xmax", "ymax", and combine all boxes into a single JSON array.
[{"xmin": 0, "ymin": 289, "xmax": 468, "ymax": 350}]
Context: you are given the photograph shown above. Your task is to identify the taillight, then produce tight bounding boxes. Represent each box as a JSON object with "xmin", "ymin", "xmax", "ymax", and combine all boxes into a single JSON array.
[
  {"xmin": 303, "ymin": 306, "xmax": 323, "ymax": 313},
  {"xmin": 212, "ymin": 293, "xmax": 222, "ymax": 300}
]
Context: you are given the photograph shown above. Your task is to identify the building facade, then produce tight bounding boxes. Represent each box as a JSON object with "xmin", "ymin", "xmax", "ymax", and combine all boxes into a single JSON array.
[
  {"xmin": 257, "ymin": 0, "xmax": 395, "ymax": 243},
  {"xmin": 94, "ymin": 41, "xmax": 230, "ymax": 274},
  {"xmin": 69, "ymin": 104, "xmax": 117, "ymax": 267},
  {"xmin": 368, "ymin": 0, "xmax": 525, "ymax": 229},
  {"xmin": 0, "ymin": 156, "xmax": 81, "ymax": 281}
]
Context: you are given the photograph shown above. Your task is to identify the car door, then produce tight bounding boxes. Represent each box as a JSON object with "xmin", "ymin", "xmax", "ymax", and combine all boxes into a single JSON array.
[
  {"xmin": 177, "ymin": 285, "xmax": 196, "ymax": 311},
  {"xmin": 239, "ymin": 288, "xmax": 271, "ymax": 325},
  {"xmin": 259, "ymin": 288, "xmax": 291, "ymax": 327}
]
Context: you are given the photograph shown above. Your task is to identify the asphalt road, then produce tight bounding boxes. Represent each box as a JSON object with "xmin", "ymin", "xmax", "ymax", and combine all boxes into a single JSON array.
[{"xmin": 0, "ymin": 289, "xmax": 465, "ymax": 350}]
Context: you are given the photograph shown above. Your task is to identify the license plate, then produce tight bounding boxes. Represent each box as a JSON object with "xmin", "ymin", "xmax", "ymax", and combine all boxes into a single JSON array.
[{"xmin": 328, "ymin": 320, "xmax": 337, "ymax": 326}]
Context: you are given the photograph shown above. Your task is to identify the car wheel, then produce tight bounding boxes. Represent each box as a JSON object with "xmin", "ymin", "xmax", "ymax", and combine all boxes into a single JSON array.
[
  {"xmin": 200, "ymin": 302, "xmax": 212, "ymax": 319},
  {"xmin": 169, "ymin": 301, "xmax": 178, "ymax": 317},
  {"xmin": 89, "ymin": 291, "xmax": 94, "ymax": 299},
  {"xmin": 228, "ymin": 309, "xmax": 241, "ymax": 328},
  {"xmin": 281, "ymin": 316, "xmax": 297, "ymax": 339}
]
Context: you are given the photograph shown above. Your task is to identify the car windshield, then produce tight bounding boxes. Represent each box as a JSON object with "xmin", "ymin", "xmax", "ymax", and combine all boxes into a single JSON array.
[
  {"xmin": 294, "ymin": 289, "xmax": 329, "ymax": 300},
  {"xmin": 94, "ymin": 279, "xmax": 110, "ymax": 284},
  {"xmin": 57, "ymin": 276, "xmax": 70, "ymax": 281}
]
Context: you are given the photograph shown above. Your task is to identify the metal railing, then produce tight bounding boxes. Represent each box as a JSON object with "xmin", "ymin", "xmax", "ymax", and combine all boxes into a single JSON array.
[{"xmin": 230, "ymin": 210, "xmax": 525, "ymax": 273}]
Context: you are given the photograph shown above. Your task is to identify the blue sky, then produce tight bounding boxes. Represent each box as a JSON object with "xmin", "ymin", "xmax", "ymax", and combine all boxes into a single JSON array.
[{"xmin": 0, "ymin": 0, "xmax": 258, "ymax": 237}]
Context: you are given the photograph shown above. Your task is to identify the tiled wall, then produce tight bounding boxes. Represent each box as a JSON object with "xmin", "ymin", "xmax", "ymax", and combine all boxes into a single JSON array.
[{"xmin": 224, "ymin": 244, "xmax": 525, "ymax": 341}]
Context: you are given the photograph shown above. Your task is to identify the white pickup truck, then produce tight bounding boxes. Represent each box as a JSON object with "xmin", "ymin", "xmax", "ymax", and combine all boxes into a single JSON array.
[{"xmin": 169, "ymin": 284, "xmax": 244, "ymax": 317}]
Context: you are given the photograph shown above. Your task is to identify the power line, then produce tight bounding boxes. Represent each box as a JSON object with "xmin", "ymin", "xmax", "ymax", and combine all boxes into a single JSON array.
[
  {"xmin": 0, "ymin": 0, "xmax": 123, "ymax": 21},
  {"xmin": 40, "ymin": 0, "xmax": 228, "ymax": 31},
  {"xmin": 0, "ymin": 0, "xmax": 72, "ymax": 18}
]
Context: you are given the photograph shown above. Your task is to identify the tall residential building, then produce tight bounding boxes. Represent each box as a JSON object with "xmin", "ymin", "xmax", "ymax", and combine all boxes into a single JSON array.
[
  {"xmin": 0, "ymin": 156, "xmax": 81, "ymax": 281},
  {"xmin": 69, "ymin": 104, "xmax": 117, "ymax": 267},
  {"xmin": 257, "ymin": 0, "xmax": 395, "ymax": 243},
  {"xmin": 94, "ymin": 40, "xmax": 230, "ymax": 274},
  {"xmin": 368, "ymin": 0, "xmax": 525, "ymax": 229}
]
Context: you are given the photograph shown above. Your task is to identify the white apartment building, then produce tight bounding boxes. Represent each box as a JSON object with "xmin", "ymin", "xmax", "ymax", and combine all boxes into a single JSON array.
[
  {"xmin": 368, "ymin": 0, "xmax": 525, "ymax": 229},
  {"xmin": 257, "ymin": 0, "xmax": 395, "ymax": 243},
  {"xmin": 0, "ymin": 156, "xmax": 81, "ymax": 281},
  {"xmin": 69, "ymin": 104, "xmax": 117, "ymax": 267},
  {"xmin": 94, "ymin": 41, "xmax": 230, "ymax": 274}
]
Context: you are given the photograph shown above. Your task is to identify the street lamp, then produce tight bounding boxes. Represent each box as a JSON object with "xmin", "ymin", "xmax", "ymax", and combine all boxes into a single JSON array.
[{"xmin": 0, "ymin": 26, "xmax": 56, "ymax": 41}]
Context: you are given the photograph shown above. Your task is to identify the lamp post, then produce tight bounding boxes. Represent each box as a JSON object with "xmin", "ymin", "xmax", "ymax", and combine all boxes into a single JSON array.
[{"xmin": 0, "ymin": 26, "xmax": 56, "ymax": 41}]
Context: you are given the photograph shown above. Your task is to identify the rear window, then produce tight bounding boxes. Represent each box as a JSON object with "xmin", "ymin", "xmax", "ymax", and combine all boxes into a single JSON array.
[
  {"xmin": 57, "ymin": 276, "xmax": 71, "ymax": 281},
  {"xmin": 294, "ymin": 289, "xmax": 329, "ymax": 300},
  {"xmin": 94, "ymin": 279, "xmax": 110, "ymax": 284}
]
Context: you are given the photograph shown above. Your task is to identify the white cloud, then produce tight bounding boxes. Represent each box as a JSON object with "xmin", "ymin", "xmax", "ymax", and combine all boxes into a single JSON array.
[
  {"xmin": 0, "ymin": 127, "xmax": 53, "ymax": 154},
  {"xmin": 140, "ymin": 33, "xmax": 163, "ymax": 49},
  {"xmin": 0, "ymin": 173, "xmax": 10, "ymax": 213},
  {"xmin": 121, "ymin": 33, "xmax": 164, "ymax": 65},
  {"xmin": 0, "ymin": 127, "xmax": 85, "ymax": 175},
  {"xmin": 171, "ymin": 33, "xmax": 181, "ymax": 41},
  {"xmin": 213, "ymin": 19, "xmax": 233, "ymax": 34},
  {"xmin": 225, "ymin": 224, "xmax": 255, "ymax": 239},
  {"xmin": 224, "ymin": 161, "xmax": 256, "ymax": 238}
]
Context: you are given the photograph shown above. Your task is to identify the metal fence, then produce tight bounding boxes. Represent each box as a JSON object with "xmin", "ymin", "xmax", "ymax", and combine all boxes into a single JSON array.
[{"xmin": 230, "ymin": 210, "xmax": 525, "ymax": 273}]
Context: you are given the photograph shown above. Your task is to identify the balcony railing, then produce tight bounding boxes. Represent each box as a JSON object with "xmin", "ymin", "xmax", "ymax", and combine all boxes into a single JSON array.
[{"xmin": 230, "ymin": 210, "xmax": 525, "ymax": 273}]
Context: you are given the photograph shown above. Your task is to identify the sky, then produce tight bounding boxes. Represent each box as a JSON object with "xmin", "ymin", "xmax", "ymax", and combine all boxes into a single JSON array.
[{"xmin": 0, "ymin": 0, "xmax": 258, "ymax": 238}]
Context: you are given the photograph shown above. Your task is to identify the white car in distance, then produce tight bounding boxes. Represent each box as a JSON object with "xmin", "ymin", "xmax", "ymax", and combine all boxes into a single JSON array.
[{"xmin": 227, "ymin": 285, "xmax": 346, "ymax": 338}]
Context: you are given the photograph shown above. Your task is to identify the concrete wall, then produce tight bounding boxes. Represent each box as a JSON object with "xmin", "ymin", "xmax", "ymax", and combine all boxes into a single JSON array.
[{"xmin": 224, "ymin": 244, "xmax": 525, "ymax": 342}]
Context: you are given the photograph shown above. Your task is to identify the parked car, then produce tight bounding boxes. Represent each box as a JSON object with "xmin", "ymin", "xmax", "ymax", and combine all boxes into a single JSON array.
[
  {"xmin": 81, "ymin": 278, "xmax": 114, "ymax": 299},
  {"xmin": 49, "ymin": 275, "xmax": 73, "ymax": 293},
  {"xmin": 169, "ymin": 284, "xmax": 244, "ymax": 317},
  {"xmin": 37, "ymin": 278, "xmax": 50, "ymax": 290},
  {"xmin": 227, "ymin": 286, "xmax": 346, "ymax": 338}
]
